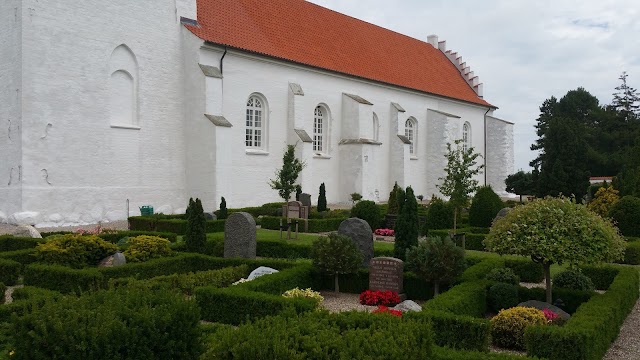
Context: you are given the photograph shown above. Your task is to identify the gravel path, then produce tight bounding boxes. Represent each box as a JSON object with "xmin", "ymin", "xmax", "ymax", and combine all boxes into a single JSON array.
[
  {"xmin": 604, "ymin": 292, "xmax": 640, "ymax": 360},
  {"xmin": 320, "ymin": 291, "xmax": 374, "ymax": 313},
  {"xmin": 4, "ymin": 285, "xmax": 24, "ymax": 305}
]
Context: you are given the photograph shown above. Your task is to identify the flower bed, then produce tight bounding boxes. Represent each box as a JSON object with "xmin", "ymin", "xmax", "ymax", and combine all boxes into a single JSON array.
[{"xmin": 359, "ymin": 289, "xmax": 401, "ymax": 306}]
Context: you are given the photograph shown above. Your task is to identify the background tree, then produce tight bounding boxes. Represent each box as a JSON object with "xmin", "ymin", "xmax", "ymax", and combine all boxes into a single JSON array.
[
  {"xmin": 587, "ymin": 186, "xmax": 620, "ymax": 218},
  {"xmin": 269, "ymin": 144, "xmax": 305, "ymax": 203},
  {"xmin": 608, "ymin": 196, "xmax": 640, "ymax": 238},
  {"xmin": 485, "ymin": 196, "xmax": 625, "ymax": 303},
  {"xmin": 469, "ymin": 186, "xmax": 504, "ymax": 228},
  {"xmin": 505, "ymin": 171, "xmax": 535, "ymax": 203},
  {"xmin": 218, "ymin": 197, "xmax": 228, "ymax": 220},
  {"xmin": 186, "ymin": 198, "xmax": 206, "ymax": 253},
  {"xmin": 310, "ymin": 233, "xmax": 363, "ymax": 293},
  {"xmin": 406, "ymin": 236, "xmax": 466, "ymax": 295},
  {"xmin": 612, "ymin": 71, "xmax": 640, "ymax": 121},
  {"xmin": 437, "ymin": 139, "xmax": 484, "ymax": 232},
  {"xmin": 394, "ymin": 186, "xmax": 419, "ymax": 260},
  {"xmin": 317, "ymin": 183, "xmax": 328, "ymax": 212},
  {"xmin": 351, "ymin": 200, "xmax": 382, "ymax": 231}
]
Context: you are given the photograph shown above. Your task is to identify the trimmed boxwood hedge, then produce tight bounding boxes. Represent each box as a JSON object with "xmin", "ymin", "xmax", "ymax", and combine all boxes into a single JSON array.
[
  {"xmin": 260, "ymin": 216, "xmax": 346, "ymax": 233},
  {"xmin": 428, "ymin": 229, "xmax": 487, "ymax": 251},
  {"xmin": 620, "ymin": 241, "xmax": 640, "ymax": 265},
  {"xmin": 23, "ymin": 253, "xmax": 303, "ymax": 294},
  {"xmin": 525, "ymin": 267, "xmax": 639, "ymax": 360},
  {"xmin": 128, "ymin": 216, "xmax": 225, "ymax": 234},
  {"xmin": 579, "ymin": 264, "xmax": 619, "ymax": 290},
  {"xmin": 517, "ymin": 286, "xmax": 594, "ymax": 315},
  {"xmin": 0, "ymin": 235, "xmax": 44, "ymax": 252},
  {"xmin": 0, "ymin": 248, "xmax": 37, "ymax": 265},
  {"xmin": 409, "ymin": 310, "xmax": 490, "ymax": 352},
  {"xmin": 98, "ymin": 230, "xmax": 178, "ymax": 243},
  {"xmin": 0, "ymin": 258, "xmax": 22, "ymax": 285}
]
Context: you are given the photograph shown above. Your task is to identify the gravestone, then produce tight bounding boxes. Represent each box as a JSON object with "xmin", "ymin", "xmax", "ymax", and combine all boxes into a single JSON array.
[
  {"xmin": 248, "ymin": 266, "xmax": 279, "ymax": 280},
  {"xmin": 518, "ymin": 300, "xmax": 571, "ymax": 320},
  {"xmin": 338, "ymin": 218, "xmax": 373, "ymax": 267},
  {"xmin": 493, "ymin": 207, "xmax": 512, "ymax": 225},
  {"xmin": 369, "ymin": 257, "xmax": 404, "ymax": 293},
  {"xmin": 98, "ymin": 252, "xmax": 127, "ymax": 267},
  {"xmin": 393, "ymin": 300, "xmax": 422, "ymax": 313},
  {"xmin": 299, "ymin": 193, "xmax": 312, "ymax": 208},
  {"xmin": 224, "ymin": 212, "xmax": 257, "ymax": 258},
  {"xmin": 286, "ymin": 201, "xmax": 302, "ymax": 219}
]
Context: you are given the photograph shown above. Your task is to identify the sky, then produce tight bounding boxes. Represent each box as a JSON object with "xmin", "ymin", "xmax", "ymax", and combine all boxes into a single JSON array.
[{"xmin": 308, "ymin": 0, "xmax": 640, "ymax": 171}]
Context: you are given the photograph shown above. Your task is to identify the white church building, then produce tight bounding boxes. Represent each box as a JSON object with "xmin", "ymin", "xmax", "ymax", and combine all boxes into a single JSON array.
[{"xmin": 1, "ymin": 0, "xmax": 514, "ymax": 226}]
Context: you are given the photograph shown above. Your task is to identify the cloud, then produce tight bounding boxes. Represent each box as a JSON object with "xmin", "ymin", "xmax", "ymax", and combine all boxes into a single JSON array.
[{"xmin": 308, "ymin": 0, "xmax": 640, "ymax": 171}]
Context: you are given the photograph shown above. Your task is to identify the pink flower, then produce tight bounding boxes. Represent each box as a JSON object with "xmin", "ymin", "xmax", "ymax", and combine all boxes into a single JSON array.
[{"xmin": 542, "ymin": 308, "xmax": 559, "ymax": 321}]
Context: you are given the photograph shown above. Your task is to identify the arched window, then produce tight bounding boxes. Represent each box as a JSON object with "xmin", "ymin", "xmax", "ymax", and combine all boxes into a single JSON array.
[
  {"xmin": 462, "ymin": 122, "xmax": 471, "ymax": 152},
  {"xmin": 313, "ymin": 105, "xmax": 328, "ymax": 153},
  {"xmin": 373, "ymin": 113, "xmax": 379, "ymax": 142},
  {"xmin": 109, "ymin": 44, "xmax": 138, "ymax": 128},
  {"xmin": 245, "ymin": 95, "xmax": 267, "ymax": 149},
  {"xmin": 405, "ymin": 118, "xmax": 417, "ymax": 155}
]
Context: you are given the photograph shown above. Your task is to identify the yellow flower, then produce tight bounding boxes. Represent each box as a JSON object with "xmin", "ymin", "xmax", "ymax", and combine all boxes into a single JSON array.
[{"xmin": 9, "ymin": 350, "xmax": 15, "ymax": 357}]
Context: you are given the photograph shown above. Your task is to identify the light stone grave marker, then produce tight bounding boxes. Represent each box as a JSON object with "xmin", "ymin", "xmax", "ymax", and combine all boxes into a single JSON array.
[{"xmin": 248, "ymin": 266, "xmax": 279, "ymax": 280}]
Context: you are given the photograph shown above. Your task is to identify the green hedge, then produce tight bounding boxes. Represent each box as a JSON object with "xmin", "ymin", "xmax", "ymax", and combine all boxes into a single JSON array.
[
  {"xmin": 0, "ymin": 283, "xmax": 4, "ymax": 305},
  {"xmin": 213, "ymin": 202, "xmax": 285, "ymax": 219},
  {"xmin": 504, "ymin": 259, "xmax": 544, "ymax": 283},
  {"xmin": 98, "ymin": 230, "xmax": 178, "ymax": 243},
  {"xmin": 579, "ymin": 264, "xmax": 619, "ymax": 290},
  {"xmin": 0, "ymin": 235, "xmax": 44, "ymax": 252},
  {"xmin": 459, "ymin": 258, "xmax": 505, "ymax": 283},
  {"xmin": 23, "ymin": 253, "xmax": 303, "ymax": 294},
  {"xmin": 428, "ymin": 229, "xmax": 487, "ymax": 251},
  {"xmin": 195, "ymin": 264, "xmax": 316, "ymax": 324},
  {"xmin": 12, "ymin": 284, "xmax": 202, "ymax": 359},
  {"xmin": 0, "ymin": 286, "xmax": 64, "ymax": 322},
  {"xmin": 432, "ymin": 346, "xmax": 535, "ymax": 359},
  {"xmin": 0, "ymin": 248, "xmax": 37, "ymax": 265},
  {"xmin": 128, "ymin": 216, "xmax": 225, "ymax": 234},
  {"xmin": 423, "ymin": 281, "xmax": 488, "ymax": 318},
  {"xmin": 0, "ymin": 258, "xmax": 21, "ymax": 285},
  {"xmin": 525, "ymin": 267, "xmax": 639, "ymax": 360},
  {"xmin": 202, "ymin": 311, "xmax": 433, "ymax": 359},
  {"xmin": 260, "ymin": 216, "xmax": 346, "ymax": 233},
  {"xmin": 620, "ymin": 241, "xmax": 640, "ymax": 265}
]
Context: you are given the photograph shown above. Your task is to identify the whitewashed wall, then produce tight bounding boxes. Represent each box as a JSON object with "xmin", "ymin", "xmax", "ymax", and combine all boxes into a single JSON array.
[
  {"xmin": 486, "ymin": 116, "xmax": 515, "ymax": 196},
  {"xmin": 2, "ymin": 0, "xmax": 191, "ymax": 226},
  {"xmin": 0, "ymin": 1, "xmax": 23, "ymax": 221}
]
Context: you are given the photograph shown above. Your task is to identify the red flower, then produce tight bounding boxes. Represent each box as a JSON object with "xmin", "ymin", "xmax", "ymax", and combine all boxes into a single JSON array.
[
  {"xmin": 359, "ymin": 290, "xmax": 401, "ymax": 306},
  {"xmin": 372, "ymin": 305, "xmax": 402, "ymax": 317}
]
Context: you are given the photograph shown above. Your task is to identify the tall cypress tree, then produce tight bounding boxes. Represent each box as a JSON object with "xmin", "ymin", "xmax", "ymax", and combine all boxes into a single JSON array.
[
  {"xmin": 317, "ymin": 183, "xmax": 328, "ymax": 212},
  {"xmin": 186, "ymin": 198, "xmax": 206, "ymax": 253},
  {"xmin": 387, "ymin": 182, "xmax": 400, "ymax": 215},
  {"xmin": 218, "ymin": 197, "xmax": 228, "ymax": 220},
  {"xmin": 394, "ymin": 186, "xmax": 419, "ymax": 261}
]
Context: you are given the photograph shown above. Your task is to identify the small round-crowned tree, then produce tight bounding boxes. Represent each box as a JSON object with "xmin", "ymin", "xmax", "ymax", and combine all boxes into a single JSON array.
[
  {"xmin": 310, "ymin": 233, "xmax": 363, "ymax": 293},
  {"xmin": 406, "ymin": 236, "xmax": 466, "ymax": 295},
  {"xmin": 485, "ymin": 196, "xmax": 625, "ymax": 303}
]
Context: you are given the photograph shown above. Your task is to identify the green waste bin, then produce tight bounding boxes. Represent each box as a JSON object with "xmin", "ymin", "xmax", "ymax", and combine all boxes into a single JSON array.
[{"xmin": 140, "ymin": 206, "xmax": 154, "ymax": 216}]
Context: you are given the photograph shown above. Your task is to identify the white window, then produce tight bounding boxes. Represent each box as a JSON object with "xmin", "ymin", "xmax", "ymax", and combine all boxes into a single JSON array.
[
  {"xmin": 373, "ymin": 113, "xmax": 379, "ymax": 141},
  {"xmin": 313, "ymin": 105, "xmax": 326, "ymax": 152},
  {"xmin": 463, "ymin": 122, "xmax": 471, "ymax": 152},
  {"xmin": 246, "ymin": 95, "xmax": 266, "ymax": 149},
  {"xmin": 405, "ymin": 118, "xmax": 417, "ymax": 155}
]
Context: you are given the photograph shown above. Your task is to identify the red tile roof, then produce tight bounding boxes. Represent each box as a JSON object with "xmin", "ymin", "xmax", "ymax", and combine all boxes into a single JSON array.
[{"xmin": 186, "ymin": 0, "xmax": 494, "ymax": 108}]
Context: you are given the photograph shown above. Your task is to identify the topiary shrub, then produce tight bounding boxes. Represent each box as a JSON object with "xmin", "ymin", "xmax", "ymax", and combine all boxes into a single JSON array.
[
  {"xmin": 491, "ymin": 306, "xmax": 546, "ymax": 350},
  {"xmin": 218, "ymin": 197, "xmax": 228, "ymax": 220},
  {"xmin": 12, "ymin": 284, "xmax": 202, "ymax": 359},
  {"xmin": 186, "ymin": 198, "xmax": 206, "ymax": 253},
  {"xmin": 609, "ymin": 196, "xmax": 640, "ymax": 237},
  {"xmin": 123, "ymin": 235, "xmax": 172, "ymax": 262},
  {"xmin": 394, "ymin": 187, "xmax": 419, "ymax": 260},
  {"xmin": 317, "ymin": 183, "xmax": 328, "ymax": 212},
  {"xmin": 469, "ymin": 186, "xmax": 504, "ymax": 228},
  {"xmin": 351, "ymin": 200, "xmax": 382, "ymax": 231},
  {"xmin": 35, "ymin": 234, "xmax": 118, "ymax": 268},
  {"xmin": 424, "ymin": 196, "xmax": 454, "ymax": 234},
  {"xmin": 387, "ymin": 182, "xmax": 401, "ymax": 215},
  {"xmin": 488, "ymin": 283, "xmax": 519, "ymax": 312},
  {"xmin": 282, "ymin": 287, "xmax": 324, "ymax": 308},
  {"xmin": 587, "ymin": 186, "xmax": 620, "ymax": 218},
  {"xmin": 486, "ymin": 268, "xmax": 520, "ymax": 285},
  {"xmin": 553, "ymin": 270, "xmax": 595, "ymax": 291},
  {"xmin": 311, "ymin": 233, "xmax": 363, "ymax": 293}
]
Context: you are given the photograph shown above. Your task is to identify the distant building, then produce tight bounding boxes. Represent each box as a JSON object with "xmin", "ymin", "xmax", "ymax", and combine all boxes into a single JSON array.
[
  {"xmin": 1, "ymin": 0, "xmax": 514, "ymax": 226},
  {"xmin": 590, "ymin": 177, "xmax": 614, "ymax": 184}
]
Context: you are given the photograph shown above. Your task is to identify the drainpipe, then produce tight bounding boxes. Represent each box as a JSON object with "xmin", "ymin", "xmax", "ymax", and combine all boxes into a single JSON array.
[
  {"xmin": 219, "ymin": 46, "xmax": 228, "ymax": 74},
  {"xmin": 483, "ymin": 107, "xmax": 490, "ymax": 186}
]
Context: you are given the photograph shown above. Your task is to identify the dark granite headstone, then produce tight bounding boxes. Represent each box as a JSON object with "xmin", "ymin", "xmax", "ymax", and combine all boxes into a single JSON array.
[
  {"xmin": 518, "ymin": 300, "xmax": 571, "ymax": 320},
  {"xmin": 369, "ymin": 257, "xmax": 404, "ymax": 293},
  {"xmin": 224, "ymin": 212, "xmax": 256, "ymax": 258},
  {"xmin": 338, "ymin": 218, "xmax": 373, "ymax": 267},
  {"xmin": 299, "ymin": 193, "xmax": 312, "ymax": 208}
]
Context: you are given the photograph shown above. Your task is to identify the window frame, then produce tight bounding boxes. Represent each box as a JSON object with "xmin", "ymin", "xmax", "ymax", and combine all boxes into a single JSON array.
[
  {"xmin": 313, "ymin": 104, "xmax": 330, "ymax": 155},
  {"xmin": 245, "ymin": 94, "xmax": 268, "ymax": 151},
  {"xmin": 405, "ymin": 117, "xmax": 417, "ymax": 157}
]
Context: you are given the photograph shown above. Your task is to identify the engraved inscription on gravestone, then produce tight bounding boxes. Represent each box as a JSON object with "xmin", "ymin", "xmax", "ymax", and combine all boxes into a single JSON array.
[
  {"xmin": 286, "ymin": 201, "xmax": 302, "ymax": 219},
  {"xmin": 369, "ymin": 257, "xmax": 404, "ymax": 294}
]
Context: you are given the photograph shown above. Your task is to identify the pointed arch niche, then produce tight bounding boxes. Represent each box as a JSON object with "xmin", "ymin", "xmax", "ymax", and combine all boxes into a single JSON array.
[{"xmin": 109, "ymin": 44, "xmax": 139, "ymax": 129}]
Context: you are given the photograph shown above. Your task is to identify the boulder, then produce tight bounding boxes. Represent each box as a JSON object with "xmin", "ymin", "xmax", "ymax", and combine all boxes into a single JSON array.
[
  {"xmin": 518, "ymin": 300, "xmax": 570, "ymax": 320},
  {"xmin": 338, "ymin": 218, "xmax": 373, "ymax": 267},
  {"xmin": 0, "ymin": 211, "xmax": 7, "ymax": 224},
  {"xmin": 393, "ymin": 300, "xmax": 422, "ymax": 313},
  {"xmin": 248, "ymin": 266, "xmax": 279, "ymax": 280},
  {"xmin": 98, "ymin": 252, "xmax": 127, "ymax": 268}
]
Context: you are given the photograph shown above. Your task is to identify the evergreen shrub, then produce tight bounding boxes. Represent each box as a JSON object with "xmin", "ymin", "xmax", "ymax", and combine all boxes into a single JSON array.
[
  {"xmin": 486, "ymin": 267, "xmax": 520, "ymax": 285},
  {"xmin": 122, "ymin": 235, "xmax": 172, "ymax": 262},
  {"xmin": 609, "ymin": 196, "xmax": 640, "ymax": 237},
  {"xmin": 0, "ymin": 235, "xmax": 44, "ymax": 252},
  {"xmin": 0, "ymin": 258, "xmax": 21, "ymax": 285},
  {"xmin": 553, "ymin": 270, "xmax": 595, "ymax": 291},
  {"xmin": 186, "ymin": 198, "xmax": 207, "ymax": 253},
  {"xmin": 491, "ymin": 306, "xmax": 546, "ymax": 350},
  {"xmin": 394, "ymin": 187, "xmax": 419, "ymax": 260},
  {"xmin": 350, "ymin": 200, "xmax": 382, "ymax": 230},
  {"xmin": 12, "ymin": 284, "xmax": 202, "ymax": 359},
  {"xmin": 469, "ymin": 186, "xmax": 504, "ymax": 228},
  {"xmin": 35, "ymin": 234, "xmax": 117, "ymax": 268},
  {"xmin": 317, "ymin": 183, "xmax": 328, "ymax": 212},
  {"xmin": 424, "ymin": 197, "xmax": 454, "ymax": 234},
  {"xmin": 488, "ymin": 283, "xmax": 519, "ymax": 312}
]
